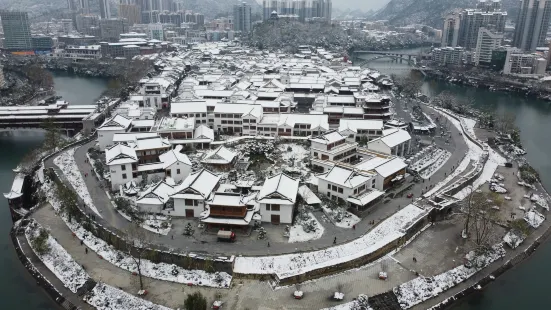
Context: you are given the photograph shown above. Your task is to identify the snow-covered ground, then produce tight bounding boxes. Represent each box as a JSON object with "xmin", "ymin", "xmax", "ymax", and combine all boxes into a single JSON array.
[
  {"xmin": 25, "ymin": 221, "xmax": 89, "ymax": 293},
  {"xmin": 277, "ymin": 143, "xmax": 311, "ymax": 177},
  {"xmin": 85, "ymin": 282, "xmax": 172, "ymax": 310},
  {"xmin": 113, "ymin": 201, "xmax": 172, "ymax": 236},
  {"xmin": 418, "ymin": 149, "xmax": 452, "ymax": 180},
  {"xmin": 320, "ymin": 301, "xmax": 373, "ymax": 310},
  {"xmin": 42, "ymin": 180, "xmax": 233, "ymax": 288},
  {"xmin": 288, "ymin": 212, "xmax": 325, "ymax": 243},
  {"xmin": 394, "ymin": 244, "xmax": 505, "ymax": 309},
  {"xmin": 234, "ymin": 204, "xmax": 429, "ymax": 280},
  {"xmin": 54, "ymin": 148, "xmax": 102, "ymax": 217},
  {"xmin": 321, "ymin": 205, "xmax": 361, "ymax": 228}
]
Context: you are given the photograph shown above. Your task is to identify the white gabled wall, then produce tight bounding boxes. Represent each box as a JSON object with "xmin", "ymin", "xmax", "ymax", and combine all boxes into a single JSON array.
[
  {"xmin": 165, "ymin": 162, "xmax": 191, "ymax": 183},
  {"xmin": 169, "ymin": 198, "xmax": 205, "ymax": 217},
  {"xmin": 98, "ymin": 129, "xmax": 125, "ymax": 151},
  {"xmin": 259, "ymin": 202, "xmax": 294, "ymax": 224},
  {"xmin": 109, "ymin": 163, "xmax": 133, "ymax": 191}
]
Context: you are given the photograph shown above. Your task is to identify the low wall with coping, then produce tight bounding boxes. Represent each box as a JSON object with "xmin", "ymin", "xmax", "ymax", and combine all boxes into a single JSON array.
[{"xmin": 234, "ymin": 207, "xmax": 434, "ymax": 286}]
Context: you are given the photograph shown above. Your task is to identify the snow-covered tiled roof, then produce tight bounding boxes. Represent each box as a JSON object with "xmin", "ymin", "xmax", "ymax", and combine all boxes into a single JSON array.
[
  {"xmin": 113, "ymin": 132, "xmax": 158, "ymax": 143},
  {"xmin": 134, "ymin": 136, "xmax": 171, "ymax": 150},
  {"xmin": 298, "ymin": 185, "xmax": 321, "ymax": 205},
  {"xmin": 105, "ymin": 144, "xmax": 137, "ymax": 165},
  {"xmin": 98, "ymin": 114, "xmax": 132, "ymax": 131},
  {"xmin": 194, "ymin": 124, "xmax": 214, "ymax": 140},
  {"xmin": 171, "ymin": 101, "xmax": 207, "ymax": 114},
  {"xmin": 318, "ymin": 165, "xmax": 371, "ymax": 188},
  {"xmin": 339, "ymin": 119, "xmax": 384, "ymax": 133},
  {"xmin": 374, "ymin": 157, "xmax": 407, "ymax": 178},
  {"xmin": 310, "ymin": 130, "xmax": 346, "ymax": 145},
  {"xmin": 379, "ymin": 129, "xmax": 411, "ymax": 148},
  {"xmin": 137, "ymin": 180, "xmax": 174, "ymax": 205},
  {"xmin": 201, "ymin": 146, "xmax": 237, "ymax": 165},
  {"xmin": 159, "ymin": 145, "xmax": 191, "ymax": 168},
  {"xmin": 172, "ymin": 169, "xmax": 221, "ymax": 199},
  {"xmin": 208, "ymin": 192, "xmax": 247, "ymax": 207},
  {"xmin": 257, "ymin": 173, "xmax": 299, "ymax": 204}
]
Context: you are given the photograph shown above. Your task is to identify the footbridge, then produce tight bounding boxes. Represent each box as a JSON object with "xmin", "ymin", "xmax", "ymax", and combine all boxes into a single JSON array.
[{"xmin": 0, "ymin": 101, "xmax": 103, "ymax": 135}]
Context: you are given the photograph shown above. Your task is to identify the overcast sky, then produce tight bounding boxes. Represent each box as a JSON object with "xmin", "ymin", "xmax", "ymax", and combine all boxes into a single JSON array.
[{"xmin": 255, "ymin": 0, "xmax": 390, "ymax": 11}]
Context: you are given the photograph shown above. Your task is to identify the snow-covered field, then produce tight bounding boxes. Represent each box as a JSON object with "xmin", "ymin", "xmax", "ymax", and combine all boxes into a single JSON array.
[
  {"xmin": 288, "ymin": 212, "xmax": 325, "ymax": 243},
  {"xmin": 321, "ymin": 205, "xmax": 361, "ymax": 228},
  {"xmin": 234, "ymin": 204, "xmax": 429, "ymax": 279},
  {"xmin": 394, "ymin": 244, "xmax": 505, "ymax": 309},
  {"xmin": 25, "ymin": 221, "xmax": 89, "ymax": 293},
  {"xmin": 54, "ymin": 148, "xmax": 102, "ymax": 217},
  {"xmin": 42, "ymin": 180, "xmax": 233, "ymax": 288},
  {"xmin": 85, "ymin": 282, "xmax": 172, "ymax": 310}
]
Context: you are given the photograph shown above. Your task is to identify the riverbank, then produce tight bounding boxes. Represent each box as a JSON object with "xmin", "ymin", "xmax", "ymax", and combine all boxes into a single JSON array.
[{"xmin": 424, "ymin": 69, "xmax": 551, "ymax": 102}]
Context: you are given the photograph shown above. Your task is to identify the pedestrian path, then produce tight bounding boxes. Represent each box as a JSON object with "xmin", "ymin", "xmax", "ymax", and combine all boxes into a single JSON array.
[{"xmin": 16, "ymin": 230, "xmax": 94, "ymax": 310}]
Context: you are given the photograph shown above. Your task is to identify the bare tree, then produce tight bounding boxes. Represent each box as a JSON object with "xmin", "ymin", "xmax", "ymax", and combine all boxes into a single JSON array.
[
  {"xmin": 462, "ymin": 189, "xmax": 502, "ymax": 249},
  {"xmin": 125, "ymin": 223, "xmax": 150, "ymax": 290}
]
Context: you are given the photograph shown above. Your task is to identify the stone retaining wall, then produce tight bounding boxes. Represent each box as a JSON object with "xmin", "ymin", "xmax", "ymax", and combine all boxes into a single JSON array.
[
  {"xmin": 10, "ymin": 223, "xmax": 78, "ymax": 310},
  {"xmin": 47, "ymin": 167, "xmax": 234, "ymax": 274},
  {"xmin": 235, "ymin": 208, "xmax": 433, "ymax": 286}
]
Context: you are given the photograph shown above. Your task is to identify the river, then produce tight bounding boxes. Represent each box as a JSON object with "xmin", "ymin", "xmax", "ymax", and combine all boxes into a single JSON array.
[
  {"xmin": 367, "ymin": 50, "xmax": 551, "ymax": 309},
  {"xmin": 0, "ymin": 73, "xmax": 107, "ymax": 309}
]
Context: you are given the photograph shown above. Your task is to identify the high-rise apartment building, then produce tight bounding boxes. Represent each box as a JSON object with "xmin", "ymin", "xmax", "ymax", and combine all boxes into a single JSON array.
[
  {"xmin": 99, "ymin": 0, "xmax": 111, "ymax": 19},
  {"xmin": 262, "ymin": 0, "xmax": 332, "ymax": 22},
  {"xmin": 76, "ymin": 14, "xmax": 100, "ymax": 35},
  {"xmin": 233, "ymin": 3, "xmax": 252, "ymax": 32},
  {"xmin": 0, "ymin": 11, "xmax": 33, "ymax": 51},
  {"xmin": 441, "ymin": 13, "xmax": 461, "ymax": 47},
  {"xmin": 513, "ymin": 0, "xmax": 551, "ymax": 51},
  {"xmin": 100, "ymin": 18, "xmax": 129, "ymax": 41},
  {"xmin": 79, "ymin": 0, "xmax": 91, "ymax": 14},
  {"xmin": 474, "ymin": 27, "xmax": 503, "ymax": 65},
  {"xmin": 457, "ymin": 0, "xmax": 506, "ymax": 51},
  {"xmin": 119, "ymin": 4, "xmax": 142, "ymax": 25}
]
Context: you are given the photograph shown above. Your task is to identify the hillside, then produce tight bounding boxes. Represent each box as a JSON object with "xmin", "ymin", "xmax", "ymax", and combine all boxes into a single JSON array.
[{"xmin": 373, "ymin": 0, "xmax": 519, "ymax": 27}]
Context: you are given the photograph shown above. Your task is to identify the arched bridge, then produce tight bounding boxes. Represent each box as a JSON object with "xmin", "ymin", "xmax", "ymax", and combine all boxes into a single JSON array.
[{"xmin": 352, "ymin": 50, "xmax": 428, "ymax": 66}]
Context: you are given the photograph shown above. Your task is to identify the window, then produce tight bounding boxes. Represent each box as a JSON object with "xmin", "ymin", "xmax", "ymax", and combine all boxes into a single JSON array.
[
  {"xmin": 314, "ymin": 152, "xmax": 318, "ymax": 157},
  {"xmin": 338, "ymin": 187, "xmax": 343, "ymax": 194},
  {"xmin": 185, "ymin": 199, "xmax": 198, "ymax": 206},
  {"xmin": 122, "ymin": 173, "xmax": 127, "ymax": 179},
  {"xmin": 266, "ymin": 204, "xmax": 280, "ymax": 211},
  {"xmin": 121, "ymin": 165, "xmax": 126, "ymax": 171},
  {"xmin": 327, "ymin": 184, "xmax": 331, "ymax": 189},
  {"xmin": 177, "ymin": 169, "xmax": 181, "ymax": 174}
]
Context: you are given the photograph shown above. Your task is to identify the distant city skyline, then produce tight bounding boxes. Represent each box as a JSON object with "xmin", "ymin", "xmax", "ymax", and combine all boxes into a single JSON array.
[{"xmin": 255, "ymin": 0, "xmax": 388, "ymax": 11}]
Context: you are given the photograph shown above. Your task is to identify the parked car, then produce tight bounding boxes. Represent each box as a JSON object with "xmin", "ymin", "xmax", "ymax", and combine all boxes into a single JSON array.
[{"xmin": 217, "ymin": 230, "xmax": 236, "ymax": 242}]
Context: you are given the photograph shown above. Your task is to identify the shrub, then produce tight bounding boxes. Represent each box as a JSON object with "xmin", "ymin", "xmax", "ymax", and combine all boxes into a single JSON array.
[{"xmin": 183, "ymin": 292, "xmax": 207, "ymax": 310}]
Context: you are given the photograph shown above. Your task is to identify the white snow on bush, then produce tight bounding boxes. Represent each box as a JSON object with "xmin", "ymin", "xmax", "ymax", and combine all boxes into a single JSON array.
[
  {"xmin": 234, "ymin": 204, "xmax": 429, "ymax": 279},
  {"xmin": 321, "ymin": 205, "xmax": 361, "ymax": 228},
  {"xmin": 503, "ymin": 231, "xmax": 525, "ymax": 249},
  {"xmin": 54, "ymin": 147, "xmax": 102, "ymax": 217},
  {"xmin": 531, "ymin": 194, "xmax": 549, "ymax": 211},
  {"xmin": 394, "ymin": 244, "xmax": 505, "ymax": 309},
  {"xmin": 25, "ymin": 221, "xmax": 89, "ymax": 293},
  {"xmin": 42, "ymin": 180, "xmax": 232, "ymax": 288},
  {"xmin": 288, "ymin": 212, "xmax": 325, "ymax": 243},
  {"xmin": 85, "ymin": 282, "xmax": 172, "ymax": 310},
  {"xmin": 524, "ymin": 209, "xmax": 545, "ymax": 228}
]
